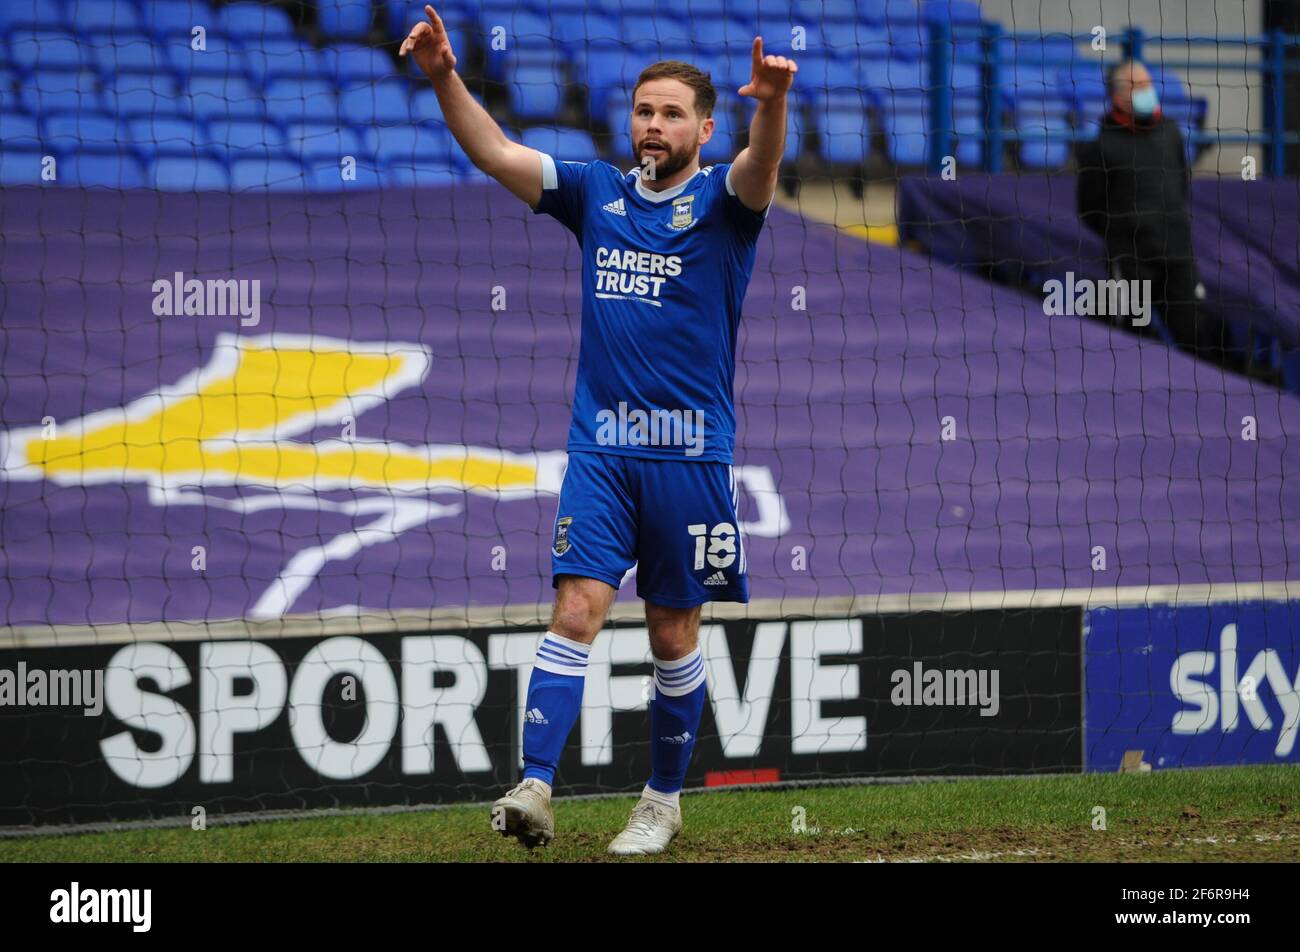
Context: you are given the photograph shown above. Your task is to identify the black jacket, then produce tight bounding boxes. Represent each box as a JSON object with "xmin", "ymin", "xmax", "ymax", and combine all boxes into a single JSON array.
[{"xmin": 1076, "ymin": 112, "xmax": 1195, "ymax": 263}]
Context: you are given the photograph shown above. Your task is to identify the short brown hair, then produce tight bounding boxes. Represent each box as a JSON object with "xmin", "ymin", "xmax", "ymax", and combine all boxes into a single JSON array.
[{"xmin": 632, "ymin": 60, "xmax": 717, "ymax": 118}]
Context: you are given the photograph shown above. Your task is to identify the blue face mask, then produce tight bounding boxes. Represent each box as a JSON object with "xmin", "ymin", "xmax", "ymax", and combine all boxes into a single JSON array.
[{"xmin": 1131, "ymin": 86, "xmax": 1159, "ymax": 117}]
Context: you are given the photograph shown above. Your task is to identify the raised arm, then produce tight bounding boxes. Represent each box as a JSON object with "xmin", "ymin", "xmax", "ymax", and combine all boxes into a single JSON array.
[
  {"xmin": 400, "ymin": 5, "xmax": 542, "ymax": 206},
  {"xmin": 729, "ymin": 37, "xmax": 797, "ymax": 212}
]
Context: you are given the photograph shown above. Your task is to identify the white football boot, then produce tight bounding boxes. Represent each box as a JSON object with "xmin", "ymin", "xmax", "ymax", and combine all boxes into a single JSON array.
[
  {"xmin": 490, "ymin": 778, "xmax": 555, "ymax": 849},
  {"xmin": 607, "ymin": 795, "xmax": 683, "ymax": 856}
]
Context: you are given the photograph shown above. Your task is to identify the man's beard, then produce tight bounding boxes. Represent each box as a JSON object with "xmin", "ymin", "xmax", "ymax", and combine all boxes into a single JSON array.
[{"xmin": 636, "ymin": 140, "xmax": 693, "ymax": 182}]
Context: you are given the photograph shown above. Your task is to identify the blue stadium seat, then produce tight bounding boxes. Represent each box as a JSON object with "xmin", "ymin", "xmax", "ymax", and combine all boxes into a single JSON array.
[
  {"xmin": 265, "ymin": 78, "xmax": 341, "ymax": 126},
  {"xmin": 923, "ymin": 0, "xmax": 982, "ymax": 24},
  {"xmin": 508, "ymin": 60, "xmax": 567, "ymax": 120},
  {"xmin": 381, "ymin": 163, "xmax": 460, "ymax": 187},
  {"xmin": 206, "ymin": 119, "xmax": 286, "ymax": 161},
  {"xmin": 317, "ymin": 0, "xmax": 375, "ymax": 39},
  {"xmin": 1, "ymin": 108, "xmax": 43, "ymax": 142},
  {"xmin": 793, "ymin": 0, "xmax": 860, "ymax": 23},
  {"xmin": 861, "ymin": 58, "xmax": 927, "ymax": 98},
  {"xmin": 8, "ymin": 30, "xmax": 88, "ymax": 73},
  {"xmin": 218, "ymin": 2, "xmax": 297, "ymax": 39},
  {"xmin": 137, "ymin": 0, "xmax": 220, "ymax": 41},
  {"xmin": 88, "ymin": 33, "xmax": 176, "ymax": 77},
  {"xmin": 64, "ymin": 0, "xmax": 144, "ymax": 34},
  {"xmin": 188, "ymin": 75, "xmax": 264, "ymax": 120},
  {"xmin": 0, "ymin": 1, "xmax": 64, "ymax": 31},
  {"xmin": 286, "ymin": 122, "xmax": 370, "ymax": 162},
  {"xmin": 386, "ymin": 0, "xmax": 475, "ymax": 40},
  {"xmin": 103, "ymin": 74, "xmax": 185, "ymax": 118},
  {"xmin": 581, "ymin": 47, "xmax": 646, "ymax": 117},
  {"xmin": 229, "ymin": 156, "xmax": 306, "ymax": 190},
  {"xmin": 170, "ymin": 42, "xmax": 250, "ymax": 80},
  {"xmin": 694, "ymin": 17, "xmax": 756, "ymax": 56},
  {"xmin": 550, "ymin": 11, "xmax": 621, "ymax": 60},
  {"xmin": 620, "ymin": 16, "xmax": 695, "ymax": 51},
  {"xmin": 793, "ymin": 54, "xmax": 859, "ymax": 102},
  {"xmin": 410, "ymin": 89, "xmax": 445, "ymax": 123},
  {"xmin": 366, "ymin": 125, "xmax": 454, "ymax": 163},
  {"xmin": 881, "ymin": 94, "xmax": 928, "ymax": 165},
  {"xmin": 701, "ymin": 94, "xmax": 739, "ymax": 162},
  {"xmin": 244, "ymin": 39, "xmax": 323, "ymax": 83},
  {"xmin": 953, "ymin": 102, "xmax": 984, "ymax": 166},
  {"xmin": 56, "ymin": 152, "xmax": 147, "ymax": 188},
  {"xmin": 332, "ymin": 44, "xmax": 399, "ymax": 85},
  {"xmin": 0, "ymin": 150, "xmax": 48, "ymax": 185},
  {"xmin": 826, "ymin": 22, "xmax": 890, "ymax": 61},
  {"xmin": 519, "ymin": 126, "xmax": 598, "ymax": 162},
  {"xmin": 127, "ymin": 115, "xmax": 209, "ymax": 158},
  {"xmin": 852, "ymin": 0, "xmax": 892, "ymax": 24},
  {"xmin": 19, "ymin": 71, "xmax": 104, "ymax": 116},
  {"xmin": 816, "ymin": 90, "xmax": 873, "ymax": 165},
  {"xmin": 339, "ymin": 77, "xmax": 418, "ymax": 125},
  {"xmin": 44, "ymin": 113, "xmax": 122, "ymax": 154},
  {"xmin": 400, "ymin": 21, "xmax": 475, "ymax": 78},
  {"xmin": 1015, "ymin": 99, "xmax": 1071, "ymax": 167},
  {"xmin": 150, "ymin": 155, "xmax": 230, "ymax": 189}
]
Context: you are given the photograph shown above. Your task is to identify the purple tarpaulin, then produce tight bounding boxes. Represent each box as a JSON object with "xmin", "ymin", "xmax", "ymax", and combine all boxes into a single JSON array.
[
  {"xmin": 2, "ymin": 182, "xmax": 1299, "ymax": 628},
  {"xmin": 897, "ymin": 173, "xmax": 1300, "ymax": 346}
]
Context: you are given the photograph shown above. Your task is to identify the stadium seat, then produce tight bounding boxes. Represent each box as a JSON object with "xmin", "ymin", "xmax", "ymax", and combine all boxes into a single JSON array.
[
  {"xmin": 813, "ymin": 89, "xmax": 873, "ymax": 166},
  {"xmin": 953, "ymin": 103, "xmax": 985, "ymax": 166},
  {"xmin": 701, "ymin": 94, "xmax": 739, "ymax": 163},
  {"xmin": 244, "ymin": 39, "xmax": 324, "ymax": 83},
  {"xmin": 367, "ymin": 125, "xmax": 455, "ymax": 165},
  {"xmin": 922, "ymin": 0, "xmax": 982, "ymax": 25},
  {"xmin": 44, "ymin": 113, "xmax": 122, "ymax": 155},
  {"xmin": 0, "ymin": 112, "xmax": 43, "ymax": 152},
  {"xmin": 879, "ymin": 92, "xmax": 929, "ymax": 165},
  {"xmin": 188, "ymin": 74, "xmax": 265, "ymax": 120},
  {"xmin": 410, "ymin": 89, "xmax": 445, "ymax": 124},
  {"xmin": 0, "ymin": 150, "xmax": 48, "ymax": 185},
  {"xmin": 218, "ymin": 2, "xmax": 297, "ymax": 39},
  {"xmin": 1015, "ymin": 99, "xmax": 1071, "ymax": 167},
  {"xmin": 620, "ymin": 16, "xmax": 695, "ymax": 52},
  {"xmin": 64, "ymin": 0, "xmax": 145, "ymax": 34},
  {"xmin": 304, "ymin": 158, "xmax": 380, "ymax": 189},
  {"xmin": 55, "ymin": 152, "xmax": 147, "ymax": 188},
  {"xmin": 265, "ymin": 78, "xmax": 342, "ymax": 126},
  {"xmin": 103, "ymin": 74, "xmax": 185, "ymax": 119},
  {"xmin": 742, "ymin": 92, "xmax": 806, "ymax": 164},
  {"xmin": 126, "ymin": 115, "xmax": 210, "ymax": 158},
  {"xmin": 509, "ymin": 68, "xmax": 567, "ymax": 121},
  {"xmin": 150, "ymin": 155, "xmax": 230, "ymax": 189},
  {"xmin": 88, "ymin": 32, "xmax": 176, "ymax": 77},
  {"xmin": 694, "ymin": 17, "xmax": 758, "ymax": 57},
  {"xmin": 317, "ymin": 0, "xmax": 375, "ymax": 40},
  {"xmin": 228, "ymin": 156, "xmax": 306, "ymax": 191},
  {"xmin": 0, "ymin": 0, "xmax": 63, "ymax": 31},
  {"xmin": 171, "ymin": 42, "xmax": 250, "ymax": 80},
  {"xmin": 381, "ymin": 163, "xmax": 461, "ymax": 188},
  {"xmin": 581, "ymin": 47, "xmax": 647, "ymax": 117},
  {"xmin": 206, "ymin": 119, "xmax": 286, "ymax": 162},
  {"xmin": 18, "ymin": 71, "xmax": 104, "ymax": 117},
  {"xmin": 550, "ymin": 11, "xmax": 622, "ymax": 62},
  {"xmin": 7, "ymin": 30, "xmax": 88, "ymax": 73},
  {"xmin": 339, "ymin": 77, "xmax": 419, "ymax": 126},
  {"xmin": 137, "ymin": 0, "xmax": 221, "ymax": 41},
  {"xmin": 826, "ymin": 22, "xmax": 890, "ymax": 61},
  {"xmin": 332, "ymin": 44, "xmax": 400, "ymax": 85},
  {"xmin": 519, "ymin": 126, "xmax": 599, "ymax": 162}
]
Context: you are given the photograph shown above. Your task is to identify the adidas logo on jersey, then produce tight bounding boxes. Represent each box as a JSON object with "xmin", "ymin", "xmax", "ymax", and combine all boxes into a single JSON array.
[
  {"xmin": 703, "ymin": 571, "xmax": 728, "ymax": 586},
  {"xmin": 524, "ymin": 707, "xmax": 548, "ymax": 725},
  {"xmin": 659, "ymin": 731, "xmax": 692, "ymax": 745},
  {"xmin": 602, "ymin": 197, "xmax": 627, "ymax": 216}
]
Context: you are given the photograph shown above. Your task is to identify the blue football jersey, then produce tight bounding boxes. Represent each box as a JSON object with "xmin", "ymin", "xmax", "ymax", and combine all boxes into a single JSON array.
[{"xmin": 531, "ymin": 154, "xmax": 770, "ymax": 464}]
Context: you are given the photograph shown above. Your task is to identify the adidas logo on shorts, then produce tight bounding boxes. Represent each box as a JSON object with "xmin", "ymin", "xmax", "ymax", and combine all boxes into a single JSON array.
[
  {"xmin": 602, "ymin": 197, "xmax": 627, "ymax": 216},
  {"xmin": 703, "ymin": 571, "xmax": 728, "ymax": 586},
  {"xmin": 659, "ymin": 731, "xmax": 692, "ymax": 745}
]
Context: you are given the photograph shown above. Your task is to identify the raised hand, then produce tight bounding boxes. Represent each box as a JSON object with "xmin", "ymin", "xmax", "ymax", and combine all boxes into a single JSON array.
[
  {"xmin": 737, "ymin": 36, "xmax": 797, "ymax": 101},
  {"xmin": 399, "ymin": 4, "xmax": 458, "ymax": 80}
]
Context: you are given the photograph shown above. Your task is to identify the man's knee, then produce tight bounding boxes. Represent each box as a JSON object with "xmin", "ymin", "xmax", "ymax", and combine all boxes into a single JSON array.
[
  {"xmin": 646, "ymin": 603, "xmax": 702, "ymax": 660},
  {"xmin": 550, "ymin": 575, "xmax": 615, "ymax": 643}
]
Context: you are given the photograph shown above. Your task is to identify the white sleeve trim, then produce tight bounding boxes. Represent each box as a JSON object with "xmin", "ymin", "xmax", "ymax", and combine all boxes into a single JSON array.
[
  {"xmin": 539, "ymin": 151, "xmax": 557, "ymax": 190},
  {"xmin": 725, "ymin": 163, "xmax": 774, "ymax": 218}
]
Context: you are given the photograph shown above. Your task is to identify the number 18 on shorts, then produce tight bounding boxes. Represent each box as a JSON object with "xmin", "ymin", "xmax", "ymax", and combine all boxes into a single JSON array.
[{"xmin": 549, "ymin": 451, "xmax": 750, "ymax": 607}]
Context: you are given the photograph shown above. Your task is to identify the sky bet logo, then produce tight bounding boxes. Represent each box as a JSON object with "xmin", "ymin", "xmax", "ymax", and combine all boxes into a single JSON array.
[{"xmin": 1172, "ymin": 623, "xmax": 1299, "ymax": 756}]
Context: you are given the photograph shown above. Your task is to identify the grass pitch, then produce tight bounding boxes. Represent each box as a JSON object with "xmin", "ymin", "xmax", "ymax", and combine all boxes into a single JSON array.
[{"xmin": 2, "ymin": 765, "xmax": 1296, "ymax": 862}]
